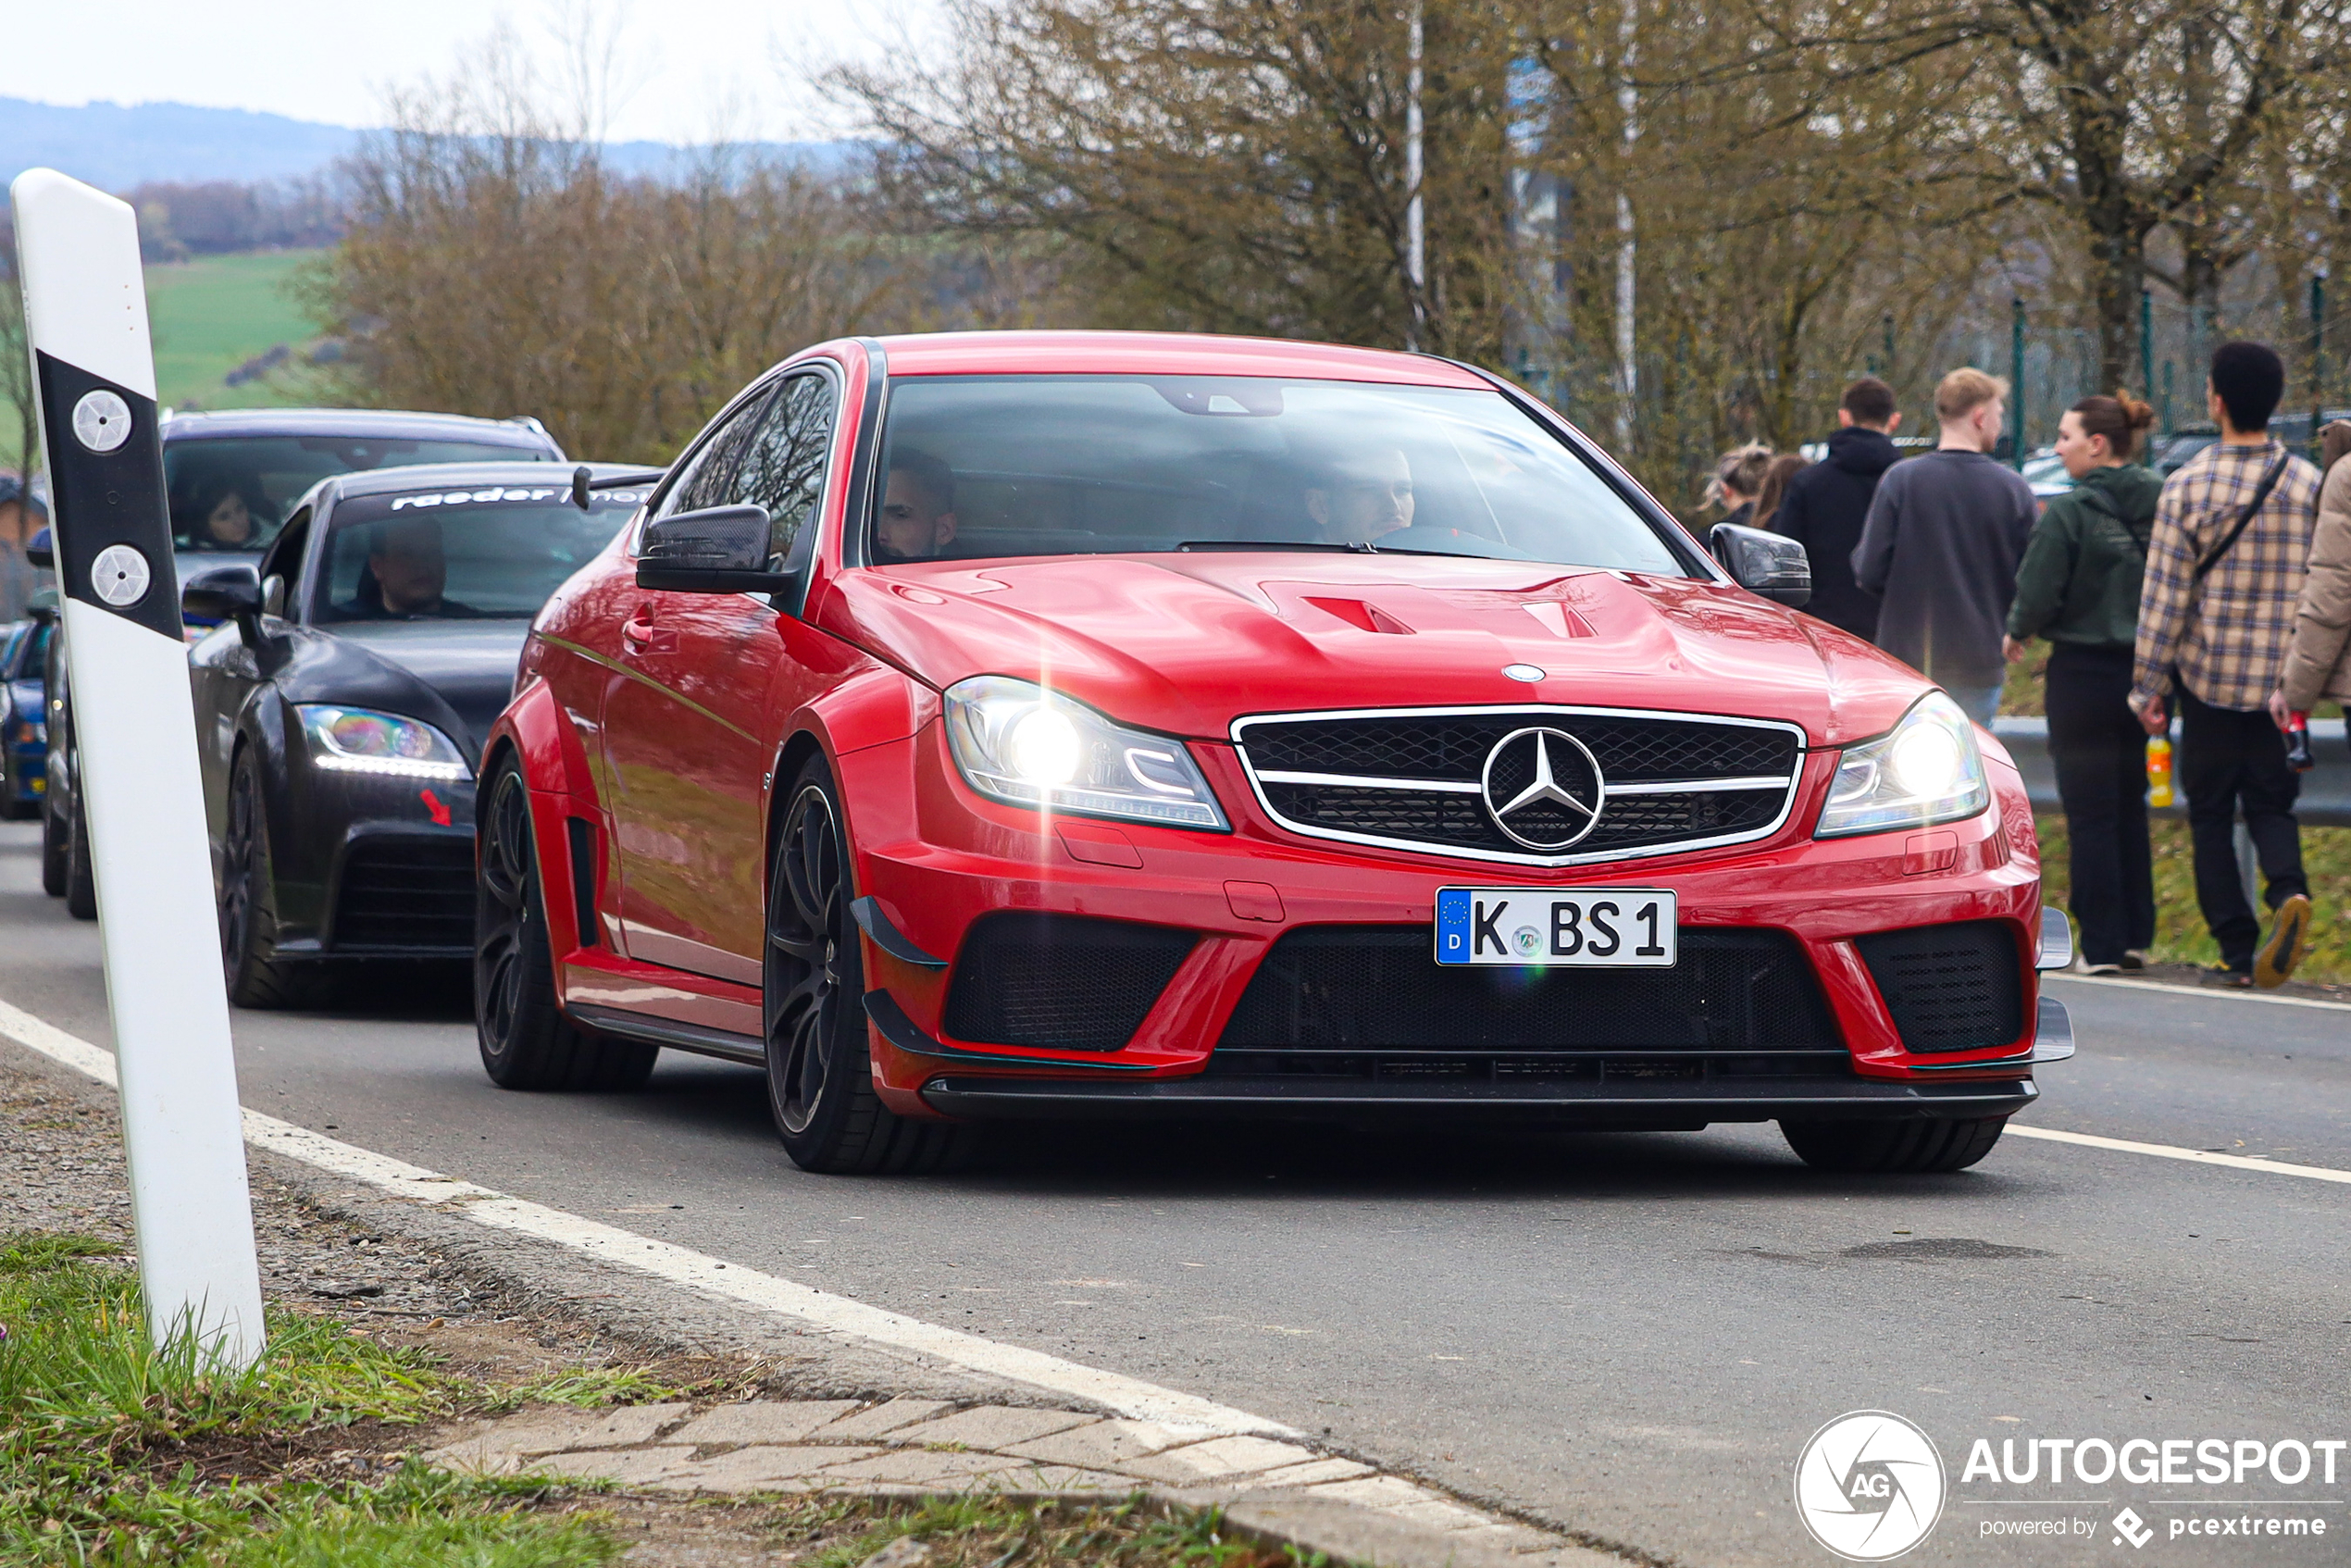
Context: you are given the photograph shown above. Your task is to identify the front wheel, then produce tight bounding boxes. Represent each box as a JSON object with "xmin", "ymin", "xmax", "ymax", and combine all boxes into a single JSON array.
[
  {"xmin": 220, "ymin": 747, "xmax": 331, "ymax": 1009},
  {"xmin": 40, "ymin": 792, "xmax": 66, "ymax": 897},
  {"xmin": 1780, "ymin": 1115, "xmax": 2009, "ymax": 1173},
  {"xmin": 474, "ymin": 758, "xmax": 655, "ymax": 1091},
  {"xmin": 764, "ymin": 757, "xmax": 972, "ymax": 1175},
  {"xmin": 63, "ymin": 784, "xmax": 95, "ymax": 921}
]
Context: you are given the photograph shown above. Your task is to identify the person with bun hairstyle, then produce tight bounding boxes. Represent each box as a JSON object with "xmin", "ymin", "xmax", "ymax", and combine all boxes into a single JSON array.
[{"xmin": 2004, "ymin": 392, "xmax": 2163, "ymax": 972}]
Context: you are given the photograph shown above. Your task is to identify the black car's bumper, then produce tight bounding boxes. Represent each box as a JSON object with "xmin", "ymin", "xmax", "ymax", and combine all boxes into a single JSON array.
[{"xmin": 266, "ymin": 769, "xmax": 479, "ymax": 960}]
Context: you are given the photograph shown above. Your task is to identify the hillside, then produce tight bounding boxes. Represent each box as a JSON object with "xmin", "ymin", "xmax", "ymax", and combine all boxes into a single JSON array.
[
  {"xmin": 2, "ymin": 96, "xmax": 852, "ymax": 191},
  {"xmin": 144, "ymin": 251, "xmax": 329, "ymax": 412}
]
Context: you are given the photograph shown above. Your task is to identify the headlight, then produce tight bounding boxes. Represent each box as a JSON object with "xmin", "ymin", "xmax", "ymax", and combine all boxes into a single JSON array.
[
  {"xmin": 297, "ymin": 704, "xmax": 472, "ymax": 782},
  {"xmin": 1814, "ymin": 691, "xmax": 1989, "ymax": 839},
  {"xmin": 943, "ymin": 676, "xmax": 1227, "ymax": 830}
]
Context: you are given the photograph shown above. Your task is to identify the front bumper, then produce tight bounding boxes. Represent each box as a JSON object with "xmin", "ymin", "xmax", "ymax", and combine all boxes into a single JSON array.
[
  {"xmin": 260, "ymin": 758, "xmax": 479, "ymax": 960},
  {"xmin": 839, "ymin": 722, "xmax": 2061, "ymax": 1122}
]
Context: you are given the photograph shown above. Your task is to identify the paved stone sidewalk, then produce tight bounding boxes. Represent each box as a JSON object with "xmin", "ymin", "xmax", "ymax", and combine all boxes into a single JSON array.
[{"xmin": 426, "ymin": 1397, "xmax": 1623, "ymax": 1567}]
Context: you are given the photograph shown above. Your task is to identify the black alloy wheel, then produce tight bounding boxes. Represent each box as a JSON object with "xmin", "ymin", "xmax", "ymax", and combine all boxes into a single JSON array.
[
  {"xmin": 39, "ymin": 790, "xmax": 67, "ymax": 897},
  {"xmin": 1780, "ymin": 1114, "xmax": 2009, "ymax": 1174},
  {"xmin": 219, "ymin": 747, "xmax": 328, "ymax": 1008},
  {"xmin": 763, "ymin": 756, "xmax": 972, "ymax": 1175},
  {"xmin": 474, "ymin": 758, "xmax": 654, "ymax": 1090},
  {"xmin": 62, "ymin": 775, "xmax": 95, "ymax": 921}
]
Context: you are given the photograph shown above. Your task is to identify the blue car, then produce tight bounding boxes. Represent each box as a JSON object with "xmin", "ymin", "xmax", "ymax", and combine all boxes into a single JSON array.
[{"xmin": 0, "ymin": 604, "xmax": 52, "ymax": 819}]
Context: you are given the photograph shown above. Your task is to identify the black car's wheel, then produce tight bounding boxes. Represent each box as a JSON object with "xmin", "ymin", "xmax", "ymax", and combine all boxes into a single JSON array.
[
  {"xmin": 39, "ymin": 790, "xmax": 67, "ymax": 897},
  {"xmin": 765, "ymin": 757, "xmax": 972, "ymax": 1175},
  {"xmin": 1781, "ymin": 1115, "xmax": 2009, "ymax": 1174},
  {"xmin": 475, "ymin": 759, "xmax": 655, "ymax": 1091},
  {"xmin": 63, "ymin": 782, "xmax": 96, "ymax": 921},
  {"xmin": 219, "ymin": 747, "xmax": 333, "ymax": 1009}
]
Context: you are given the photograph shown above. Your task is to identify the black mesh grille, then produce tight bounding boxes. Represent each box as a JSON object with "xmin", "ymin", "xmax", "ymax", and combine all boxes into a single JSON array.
[
  {"xmin": 1219, "ymin": 927, "xmax": 1838, "ymax": 1052},
  {"xmin": 1239, "ymin": 710, "xmax": 1798, "ymax": 859},
  {"xmin": 943, "ymin": 914, "xmax": 1198, "ymax": 1052},
  {"xmin": 1855, "ymin": 920, "xmax": 2024, "ymax": 1053},
  {"xmin": 333, "ymin": 836, "xmax": 475, "ymax": 951}
]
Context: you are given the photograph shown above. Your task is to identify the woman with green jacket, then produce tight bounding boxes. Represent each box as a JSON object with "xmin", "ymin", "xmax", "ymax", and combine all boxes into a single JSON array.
[{"xmin": 2003, "ymin": 393, "xmax": 2163, "ymax": 972}]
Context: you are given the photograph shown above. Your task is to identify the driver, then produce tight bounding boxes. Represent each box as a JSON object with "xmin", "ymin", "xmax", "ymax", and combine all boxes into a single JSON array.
[
  {"xmin": 875, "ymin": 449, "xmax": 959, "ymax": 563},
  {"xmin": 1307, "ymin": 447, "xmax": 1416, "ymax": 546},
  {"xmin": 358, "ymin": 516, "xmax": 470, "ymax": 617}
]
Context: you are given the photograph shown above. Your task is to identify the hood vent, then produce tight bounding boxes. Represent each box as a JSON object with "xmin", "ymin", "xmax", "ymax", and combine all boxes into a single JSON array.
[
  {"xmin": 1305, "ymin": 597, "xmax": 1414, "ymax": 635},
  {"xmin": 1523, "ymin": 602, "xmax": 1596, "ymax": 639}
]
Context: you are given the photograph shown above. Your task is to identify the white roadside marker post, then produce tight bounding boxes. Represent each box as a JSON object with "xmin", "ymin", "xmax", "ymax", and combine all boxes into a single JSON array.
[{"xmin": 11, "ymin": 169, "xmax": 266, "ymax": 1368}]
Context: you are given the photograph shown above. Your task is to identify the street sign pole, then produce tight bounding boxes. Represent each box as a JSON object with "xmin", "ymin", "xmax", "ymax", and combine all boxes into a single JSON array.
[{"xmin": 10, "ymin": 169, "xmax": 265, "ymax": 1368}]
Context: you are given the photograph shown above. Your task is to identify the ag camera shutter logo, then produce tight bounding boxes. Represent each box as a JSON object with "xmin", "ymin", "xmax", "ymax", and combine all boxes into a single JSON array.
[{"xmin": 1795, "ymin": 1411, "xmax": 1946, "ymax": 1561}]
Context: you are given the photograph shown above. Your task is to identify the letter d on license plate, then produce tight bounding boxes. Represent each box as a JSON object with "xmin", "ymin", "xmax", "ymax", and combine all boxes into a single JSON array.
[{"xmin": 1434, "ymin": 888, "xmax": 1677, "ymax": 967}]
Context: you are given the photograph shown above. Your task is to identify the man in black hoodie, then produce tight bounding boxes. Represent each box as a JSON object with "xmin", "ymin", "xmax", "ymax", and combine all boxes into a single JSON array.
[{"xmin": 1768, "ymin": 377, "xmax": 1901, "ymax": 641}]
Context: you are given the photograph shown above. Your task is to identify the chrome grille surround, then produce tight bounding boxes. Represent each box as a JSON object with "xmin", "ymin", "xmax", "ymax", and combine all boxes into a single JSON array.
[{"xmin": 1230, "ymin": 703, "xmax": 1810, "ymax": 867}]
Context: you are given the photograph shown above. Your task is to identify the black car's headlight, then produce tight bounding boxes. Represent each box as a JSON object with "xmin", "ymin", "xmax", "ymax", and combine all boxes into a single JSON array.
[
  {"xmin": 943, "ymin": 676, "xmax": 1227, "ymax": 830},
  {"xmin": 296, "ymin": 704, "xmax": 472, "ymax": 783},
  {"xmin": 1814, "ymin": 691, "xmax": 1990, "ymax": 839}
]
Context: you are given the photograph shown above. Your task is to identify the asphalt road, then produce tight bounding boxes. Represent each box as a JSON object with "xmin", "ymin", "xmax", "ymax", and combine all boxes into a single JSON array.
[{"xmin": 3, "ymin": 817, "xmax": 2346, "ymax": 1567}]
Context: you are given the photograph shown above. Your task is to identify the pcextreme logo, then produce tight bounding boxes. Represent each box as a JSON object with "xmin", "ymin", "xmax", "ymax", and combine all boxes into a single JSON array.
[{"xmin": 1795, "ymin": 1411, "xmax": 1947, "ymax": 1562}]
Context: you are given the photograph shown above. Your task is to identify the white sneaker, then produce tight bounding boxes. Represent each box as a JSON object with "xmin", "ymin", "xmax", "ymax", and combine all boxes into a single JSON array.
[{"xmin": 2073, "ymin": 958, "xmax": 2122, "ymax": 976}]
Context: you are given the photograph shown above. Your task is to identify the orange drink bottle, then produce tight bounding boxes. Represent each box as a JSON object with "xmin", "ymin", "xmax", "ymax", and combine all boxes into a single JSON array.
[{"xmin": 2146, "ymin": 735, "xmax": 2173, "ymax": 807}]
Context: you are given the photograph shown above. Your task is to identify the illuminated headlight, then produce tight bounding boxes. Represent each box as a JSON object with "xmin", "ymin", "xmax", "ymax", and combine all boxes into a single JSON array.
[
  {"xmin": 943, "ymin": 676, "xmax": 1226, "ymax": 829},
  {"xmin": 297, "ymin": 704, "xmax": 472, "ymax": 781},
  {"xmin": 1814, "ymin": 691, "xmax": 1989, "ymax": 838}
]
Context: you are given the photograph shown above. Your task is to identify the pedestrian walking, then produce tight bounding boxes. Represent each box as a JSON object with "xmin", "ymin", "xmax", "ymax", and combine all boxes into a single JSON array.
[
  {"xmin": 2002, "ymin": 393, "xmax": 2162, "ymax": 973},
  {"xmin": 1771, "ymin": 377, "xmax": 1901, "ymax": 641},
  {"xmin": 2130, "ymin": 342, "xmax": 2325, "ymax": 988},
  {"xmin": 1750, "ymin": 453, "xmax": 1805, "ymax": 533},
  {"xmin": 2273, "ymin": 418, "xmax": 2351, "ymax": 756},
  {"xmin": 1850, "ymin": 368, "xmax": 2038, "ymax": 725},
  {"xmin": 1708, "ymin": 442, "xmax": 1773, "ymax": 532}
]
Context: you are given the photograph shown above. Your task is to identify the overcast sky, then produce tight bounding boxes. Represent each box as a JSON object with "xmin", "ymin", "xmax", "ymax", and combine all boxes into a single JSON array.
[{"xmin": 1, "ymin": 0, "xmax": 946, "ymax": 143}]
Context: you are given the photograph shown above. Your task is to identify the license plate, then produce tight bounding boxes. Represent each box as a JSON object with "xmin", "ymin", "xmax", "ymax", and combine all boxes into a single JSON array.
[{"xmin": 1434, "ymin": 887, "xmax": 1677, "ymax": 966}]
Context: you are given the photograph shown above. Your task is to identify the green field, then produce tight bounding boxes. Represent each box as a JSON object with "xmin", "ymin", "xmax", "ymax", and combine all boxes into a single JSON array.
[{"xmin": 142, "ymin": 249, "xmax": 331, "ymax": 412}]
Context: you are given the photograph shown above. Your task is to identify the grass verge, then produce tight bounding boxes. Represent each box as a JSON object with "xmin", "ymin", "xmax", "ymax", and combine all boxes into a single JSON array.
[
  {"xmin": 2035, "ymin": 814, "xmax": 2351, "ymax": 983},
  {"xmin": 0, "ymin": 1231, "xmax": 622, "ymax": 1566},
  {"xmin": 723, "ymin": 1492, "xmax": 1323, "ymax": 1568}
]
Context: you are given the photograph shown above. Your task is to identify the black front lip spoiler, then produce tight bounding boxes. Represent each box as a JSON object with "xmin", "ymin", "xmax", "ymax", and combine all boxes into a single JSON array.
[{"xmin": 918, "ymin": 1074, "xmax": 2038, "ymax": 1123}]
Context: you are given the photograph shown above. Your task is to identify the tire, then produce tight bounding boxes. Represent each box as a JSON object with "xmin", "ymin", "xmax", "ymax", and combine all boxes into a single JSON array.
[
  {"xmin": 40, "ymin": 793, "xmax": 67, "ymax": 897},
  {"xmin": 219, "ymin": 747, "xmax": 331, "ymax": 1009},
  {"xmin": 63, "ymin": 786, "xmax": 96, "ymax": 921},
  {"xmin": 765, "ymin": 757, "xmax": 973, "ymax": 1175},
  {"xmin": 475, "ymin": 759, "xmax": 655, "ymax": 1091},
  {"xmin": 1780, "ymin": 1115, "xmax": 2009, "ymax": 1174}
]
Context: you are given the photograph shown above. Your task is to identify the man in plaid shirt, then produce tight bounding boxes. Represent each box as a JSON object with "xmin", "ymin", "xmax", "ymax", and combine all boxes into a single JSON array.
[{"xmin": 2131, "ymin": 342, "xmax": 2324, "ymax": 986}]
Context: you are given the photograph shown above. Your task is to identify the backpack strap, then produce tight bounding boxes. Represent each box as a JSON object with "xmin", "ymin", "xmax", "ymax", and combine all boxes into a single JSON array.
[{"xmin": 2193, "ymin": 452, "xmax": 2291, "ymax": 583}]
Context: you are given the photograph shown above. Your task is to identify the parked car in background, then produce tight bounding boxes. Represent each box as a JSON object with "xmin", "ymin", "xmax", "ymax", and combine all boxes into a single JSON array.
[
  {"xmin": 36, "ymin": 407, "xmax": 570, "ymax": 919},
  {"xmin": 0, "ymin": 602, "xmax": 53, "ymax": 819},
  {"xmin": 2020, "ymin": 447, "xmax": 2071, "ymax": 504},
  {"xmin": 186, "ymin": 462, "xmax": 655, "ymax": 1006},
  {"xmin": 2149, "ymin": 425, "xmax": 2220, "ymax": 478},
  {"xmin": 476, "ymin": 330, "xmax": 2072, "ymax": 1177}
]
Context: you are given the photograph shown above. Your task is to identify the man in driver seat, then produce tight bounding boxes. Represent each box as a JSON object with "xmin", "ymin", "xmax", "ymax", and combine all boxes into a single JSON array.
[
  {"xmin": 349, "ymin": 516, "xmax": 471, "ymax": 618},
  {"xmin": 876, "ymin": 449, "xmax": 959, "ymax": 563},
  {"xmin": 1308, "ymin": 447, "xmax": 1416, "ymax": 546}
]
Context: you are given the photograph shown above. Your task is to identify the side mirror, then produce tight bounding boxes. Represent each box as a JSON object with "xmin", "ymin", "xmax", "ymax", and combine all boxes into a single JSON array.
[
  {"xmin": 26, "ymin": 527, "xmax": 53, "ymax": 571},
  {"xmin": 262, "ymin": 573, "xmax": 288, "ymax": 618},
  {"xmin": 635, "ymin": 504, "xmax": 800, "ymax": 594},
  {"xmin": 182, "ymin": 565, "xmax": 266, "ymax": 642},
  {"xmin": 1709, "ymin": 523, "xmax": 1811, "ymax": 608}
]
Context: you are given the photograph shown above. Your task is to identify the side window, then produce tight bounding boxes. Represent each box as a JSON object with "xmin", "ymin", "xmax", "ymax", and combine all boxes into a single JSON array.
[
  {"xmin": 658, "ymin": 389, "xmax": 774, "ymax": 522},
  {"xmin": 727, "ymin": 372, "xmax": 836, "ymax": 566}
]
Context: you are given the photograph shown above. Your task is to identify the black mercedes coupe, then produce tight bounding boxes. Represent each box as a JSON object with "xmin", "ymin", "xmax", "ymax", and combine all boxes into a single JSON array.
[{"xmin": 183, "ymin": 461, "xmax": 654, "ymax": 1005}]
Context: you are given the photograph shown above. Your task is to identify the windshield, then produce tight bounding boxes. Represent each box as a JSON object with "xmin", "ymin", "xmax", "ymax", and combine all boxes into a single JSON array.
[
  {"xmin": 311, "ymin": 483, "xmax": 642, "ymax": 623},
  {"xmin": 866, "ymin": 375, "xmax": 1686, "ymax": 574},
  {"xmin": 165, "ymin": 435, "xmax": 555, "ymax": 555}
]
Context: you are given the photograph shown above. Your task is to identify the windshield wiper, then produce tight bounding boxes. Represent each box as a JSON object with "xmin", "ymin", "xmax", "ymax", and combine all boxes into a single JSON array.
[{"xmin": 1176, "ymin": 540, "xmax": 1376, "ymax": 554}]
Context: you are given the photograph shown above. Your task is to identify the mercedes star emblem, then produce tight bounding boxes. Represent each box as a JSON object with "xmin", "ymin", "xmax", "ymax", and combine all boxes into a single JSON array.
[{"xmin": 1480, "ymin": 726, "xmax": 1607, "ymax": 851}]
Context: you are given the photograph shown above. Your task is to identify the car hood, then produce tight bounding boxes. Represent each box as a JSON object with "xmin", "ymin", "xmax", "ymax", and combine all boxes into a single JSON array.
[
  {"xmin": 272, "ymin": 619, "xmax": 532, "ymax": 763},
  {"xmin": 822, "ymin": 555, "xmax": 1933, "ymax": 747}
]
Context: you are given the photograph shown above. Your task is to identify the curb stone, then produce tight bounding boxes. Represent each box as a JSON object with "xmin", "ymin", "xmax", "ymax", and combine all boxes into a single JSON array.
[{"xmin": 422, "ymin": 1400, "xmax": 1630, "ymax": 1567}]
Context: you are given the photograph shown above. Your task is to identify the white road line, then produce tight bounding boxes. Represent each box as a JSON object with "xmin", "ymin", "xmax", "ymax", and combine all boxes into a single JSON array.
[
  {"xmin": 0, "ymin": 998, "xmax": 1292, "ymax": 1437},
  {"xmin": 2045, "ymin": 972, "xmax": 2351, "ymax": 1013},
  {"xmin": 2009, "ymin": 1125, "xmax": 2351, "ymax": 1186}
]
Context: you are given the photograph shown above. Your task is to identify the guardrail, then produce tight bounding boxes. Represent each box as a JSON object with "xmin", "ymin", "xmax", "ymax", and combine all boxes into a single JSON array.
[{"xmin": 1990, "ymin": 716, "xmax": 2351, "ymax": 828}]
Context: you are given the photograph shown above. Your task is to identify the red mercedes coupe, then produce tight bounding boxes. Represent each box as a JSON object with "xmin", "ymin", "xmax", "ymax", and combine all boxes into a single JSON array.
[{"xmin": 477, "ymin": 331, "xmax": 2072, "ymax": 1174}]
